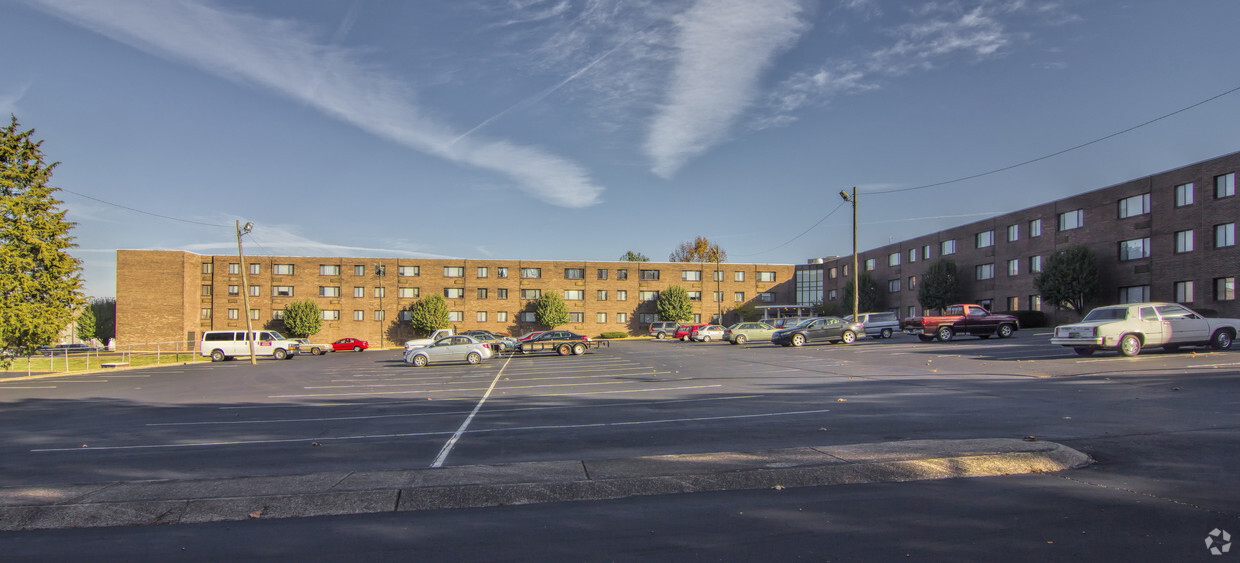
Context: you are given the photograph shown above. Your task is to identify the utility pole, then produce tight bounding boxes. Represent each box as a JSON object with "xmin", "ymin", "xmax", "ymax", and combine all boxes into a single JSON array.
[
  {"xmin": 375, "ymin": 263, "xmax": 386, "ymax": 349},
  {"xmin": 840, "ymin": 188, "xmax": 859, "ymax": 320},
  {"xmin": 236, "ymin": 220, "xmax": 257, "ymax": 365},
  {"xmin": 715, "ymin": 253, "xmax": 722, "ymax": 324}
]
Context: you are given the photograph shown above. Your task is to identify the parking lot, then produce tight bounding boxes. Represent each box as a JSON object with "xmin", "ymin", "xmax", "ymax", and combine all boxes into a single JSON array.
[{"xmin": 1, "ymin": 332, "xmax": 1237, "ymax": 488}]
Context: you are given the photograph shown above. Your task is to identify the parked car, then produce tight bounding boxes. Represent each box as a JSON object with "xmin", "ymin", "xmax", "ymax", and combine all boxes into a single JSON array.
[
  {"xmin": 901, "ymin": 304, "xmax": 1019, "ymax": 342},
  {"xmin": 690, "ymin": 324, "xmax": 726, "ymax": 342},
  {"xmin": 332, "ymin": 338, "xmax": 369, "ymax": 352},
  {"xmin": 771, "ymin": 317, "xmax": 864, "ymax": 347},
  {"xmin": 293, "ymin": 338, "xmax": 333, "ymax": 355},
  {"xmin": 517, "ymin": 331, "xmax": 547, "ymax": 342},
  {"xmin": 1050, "ymin": 302, "xmax": 1238, "ymax": 356},
  {"xmin": 674, "ymin": 323, "xmax": 708, "ymax": 341},
  {"xmin": 403, "ymin": 335, "xmax": 494, "ymax": 366},
  {"xmin": 37, "ymin": 343, "xmax": 99, "ymax": 356},
  {"xmin": 648, "ymin": 321, "xmax": 681, "ymax": 339},
  {"xmin": 724, "ymin": 322, "xmax": 777, "ymax": 345},
  {"xmin": 764, "ymin": 317, "xmax": 812, "ymax": 330},
  {"xmin": 199, "ymin": 330, "xmax": 300, "ymax": 362},
  {"xmin": 845, "ymin": 312, "xmax": 901, "ymax": 339},
  {"xmin": 405, "ymin": 329, "xmax": 455, "ymax": 352},
  {"xmin": 461, "ymin": 330, "xmax": 518, "ymax": 352}
]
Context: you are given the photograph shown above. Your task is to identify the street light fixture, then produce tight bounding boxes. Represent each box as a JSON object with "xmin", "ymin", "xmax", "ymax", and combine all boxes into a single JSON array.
[
  {"xmin": 236, "ymin": 220, "xmax": 257, "ymax": 365},
  {"xmin": 840, "ymin": 188, "xmax": 859, "ymax": 320}
]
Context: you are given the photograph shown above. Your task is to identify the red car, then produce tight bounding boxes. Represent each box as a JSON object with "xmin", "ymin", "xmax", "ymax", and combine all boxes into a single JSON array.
[
  {"xmin": 674, "ymin": 323, "xmax": 708, "ymax": 341},
  {"xmin": 332, "ymin": 338, "xmax": 369, "ymax": 352}
]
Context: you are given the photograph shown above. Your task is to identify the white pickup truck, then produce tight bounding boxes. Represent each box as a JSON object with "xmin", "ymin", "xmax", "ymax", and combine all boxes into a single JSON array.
[{"xmin": 403, "ymin": 329, "xmax": 454, "ymax": 352}]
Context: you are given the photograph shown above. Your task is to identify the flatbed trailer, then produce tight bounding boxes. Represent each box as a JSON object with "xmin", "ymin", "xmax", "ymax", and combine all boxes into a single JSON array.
[{"xmin": 518, "ymin": 339, "xmax": 610, "ymax": 356}]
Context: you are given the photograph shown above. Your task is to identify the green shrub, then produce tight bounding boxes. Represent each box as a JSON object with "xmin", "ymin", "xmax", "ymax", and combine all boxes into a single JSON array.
[{"xmin": 599, "ymin": 332, "xmax": 629, "ymax": 339}]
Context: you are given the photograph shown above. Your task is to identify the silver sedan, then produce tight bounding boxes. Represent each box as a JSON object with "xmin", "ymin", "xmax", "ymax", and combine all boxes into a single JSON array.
[{"xmin": 404, "ymin": 335, "xmax": 494, "ymax": 366}]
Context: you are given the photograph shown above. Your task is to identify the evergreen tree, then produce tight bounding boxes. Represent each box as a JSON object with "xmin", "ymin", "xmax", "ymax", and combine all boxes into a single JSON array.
[
  {"xmin": 408, "ymin": 294, "xmax": 451, "ymax": 334},
  {"xmin": 76, "ymin": 306, "xmax": 96, "ymax": 343},
  {"xmin": 88, "ymin": 297, "xmax": 116, "ymax": 342},
  {"xmin": 535, "ymin": 290, "xmax": 570, "ymax": 328},
  {"xmin": 0, "ymin": 116, "xmax": 84, "ymax": 359},
  {"xmin": 841, "ymin": 271, "xmax": 881, "ymax": 316},
  {"xmin": 656, "ymin": 285, "xmax": 694, "ymax": 322},
  {"xmin": 619, "ymin": 250, "xmax": 650, "ymax": 262},
  {"xmin": 917, "ymin": 258, "xmax": 960, "ymax": 313},
  {"xmin": 1034, "ymin": 245, "xmax": 1099, "ymax": 314},
  {"xmin": 281, "ymin": 299, "xmax": 323, "ymax": 338}
]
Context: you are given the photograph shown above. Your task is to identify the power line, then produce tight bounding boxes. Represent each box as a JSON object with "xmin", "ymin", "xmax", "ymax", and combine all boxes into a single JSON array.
[
  {"xmin": 58, "ymin": 188, "xmax": 229, "ymax": 228},
  {"xmin": 735, "ymin": 200, "xmax": 847, "ymax": 257}
]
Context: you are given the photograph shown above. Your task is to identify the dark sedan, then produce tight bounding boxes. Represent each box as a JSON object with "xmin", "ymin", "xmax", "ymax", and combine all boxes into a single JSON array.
[
  {"xmin": 771, "ymin": 317, "xmax": 864, "ymax": 347},
  {"xmin": 37, "ymin": 343, "xmax": 99, "ymax": 356}
]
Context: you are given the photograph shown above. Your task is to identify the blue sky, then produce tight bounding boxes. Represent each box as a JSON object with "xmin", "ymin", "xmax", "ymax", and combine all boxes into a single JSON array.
[{"xmin": 4, "ymin": 0, "xmax": 1239, "ymax": 299}]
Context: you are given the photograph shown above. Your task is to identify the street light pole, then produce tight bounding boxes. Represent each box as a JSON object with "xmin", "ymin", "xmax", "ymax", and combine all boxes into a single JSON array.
[
  {"xmin": 375, "ymin": 263, "xmax": 386, "ymax": 349},
  {"xmin": 840, "ymin": 187, "xmax": 859, "ymax": 320},
  {"xmin": 236, "ymin": 220, "xmax": 257, "ymax": 365}
]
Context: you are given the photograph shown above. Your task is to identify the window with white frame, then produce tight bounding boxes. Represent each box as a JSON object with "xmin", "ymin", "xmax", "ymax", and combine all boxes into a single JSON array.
[
  {"xmin": 354, "ymin": 265, "xmax": 366, "ymax": 276},
  {"xmin": 399, "ymin": 310, "xmax": 412, "ymax": 321},
  {"xmin": 273, "ymin": 286, "xmax": 294, "ymax": 297},
  {"xmin": 617, "ymin": 312, "xmax": 627, "ymax": 323},
  {"xmin": 249, "ymin": 285, "xmax": 260, "ymax": 297},
  {"xmin": 227, "ymin": 308, "xmax": 238, "ymax": 320},
  {"xmin": 922, "ymin": 244, "xmax": 932, "ymax": 259},
  {"xmin": 908, "ymin": 248, "xmax": 917, "ymax": 263},
  {"xmin": 1007, "ymin": 259, "xmax": 1019, "ymax": 276},
  {"xmin": 714, "ymin": 270, "xmax": 724, "ymax": 282},
  {"xmin": 1007, "ymin": 224, "xmax": 1019, "ymax": 242},
  {"xmin": 444, "ymin": 267, "xmax": 464, "ymax": 277},
  {"xmin": 319, "ymin": 286, "xmax": 340, "ymax": 297},
  {"xmin": 1029, "ymin": 219, "xmax": 1043, "ymax": 237},
  {"xmin": 975, "ymin": 264, "xmax": 995, "ymax": 280},
  {"xmin": 374, "ymin": 287, "xmax": 386, "ymax": 298},
  {"xmin": 888, "ymin": 253, "xmax": 900, "ymax": 266},
  {"xmin": 828, "ymin": 267, "xmax": 837, "ymax": 279},
  {"xmin": 758, "ymin": 271, "xmax": 776, "ymax": 282},
  {"xmin": 201, "ymin": 308, "xmax": 212, "ymax": 320},
  {"xmin": 864, "ymin": 259, "xmax": 876, "ymax": 271},
  {"xmin": 353, "ymin": 310, "xmax": 364, "ymax": 321},
  {"xmin": 228, "ymin": 263, "xmax": 240, "ymax": 275},
  {"xmin": 597, "ymin": 290, "xmax": 607, "ymax": 300},
  {"xmin": 682, "ymin": 270, "xmax": 702, "ymax": 281},
  {"xmin": 520, "ymin": 289, "xmax": 541, "ymax": 299},
  {"xmin": 373, "ymin": 310, "xmax": 384, "ymax": 321},
  {"xmin": 1175, "ymin": 281, "xmax": 1194, "ymax": 303},
  {"xmin": 1118, "ymin": 285, "xmax": 1150, "ymax": 304},
  {"xmin": 687, "ymin": 291, "xmax": 701, "ymax": 301},
  {"xmin": 941, "ymin": 240, "xmax": 956, "ymax": 255},
  {"xmin": 597, "ymin": 312, "xmax": 607, "ymax": 323},
  {"xmin": 227, "ymin": 285, "xmax": 239, "ymax": 295},
  {"xmin": 1119, "ymin": 238, "xmax": 1151, "ymax": 261},
  {"xmin": 638, "ymin": 313, "xmax": 657, "ymax": 324},
  {"xmin": 1118, "ymin": 193, "xmax": 1151, "ymax": 218},
  {"xmin": 616, "ymin": 269, "xmax": 627, "ymax": 280},
  {"xmin": 693, "ymin": 314, "xmax": 701, "ymax": 323},
  {"xmin": 827, "ymin": 289, "xmax": 837, "ymax": 301},
  {"xmin": 598, "ymin": 269, "xmax": 608, "ymax": 280},
  {"xmin": 735, "ymin": 291, "xmax": 745, "ymax": 302},
  {"xmin": 1216, "ymin": 277, "xmax": 1236, "ymax": 301},
  {"xmin": 1175, "ymin": 183, "xmax": 1194, "ymax": 207},
  {"xmin": 564, "ymin": 290, "xmax": 584, "ymax": 300},
  {"xmin": 976, "ymin": 230, "xmax": 994, "ymax": 248},
  {"xmin": 617, "ymin": 290, "xmax": 627, "ymax": 301},
  {"xmin": 496, "ymin": 288, "xmax": 507, "ymax": 299},
  {"xmin": 1175, "ymin": 230, "xmax": 1194, "ymax": 253},
  {"xmin": 565, "ymin": 268, "xmax": 585, "ymax": 279},
  {"xmin": 1216, "ymin": 223, "xmax": 1236, "ymax": 247},
  {"xmin": 398, "ymin": 266, "xmax": 418, "ymax": 277},
  {"xmin": 352, "ymin": 286, "xmax": 364, "ymax": 298},
  {"xmin": 1029, "ymin": 295, "xmax": 1042, "ymax": 310},
  {"xmin": 907, "ymin": 306, "xmax": 916, "ymax": 318},
  {"xmin": 1058, "ymin": 209, "xmax": 1084, "ymax": 231},
  {"xmin": 477, "ymin": 288, "xmax": 488, "ymax": 299},
  {"xmin": 476, "ymin": 267, "xmax": 488, "ymax": 278},
  {"xmin": 888, "ymin": 279, "xmax": 900, "ymax": 293},
  {"xmin": 735, "ymin": 270, "xmax": 746, "ymax": 282},
  {"xmin": 448, "ymin": 311, "xmax": 463, "ymax": 322},
  {"xmin": 714, "ymin": 291, "xmax": 723, "ymax": 302},
  {"xmin": 398, "ymin": 287, "xmax": 418, "ymax": 299},
  {"xmin": 1030, "ymin": 255, "xmax": 1043, "ymax": 272},
  {"xmin": 444, "ymin": 288, "xmax": 464, "ymax": 299},
  {"xmin": 497, "ymin": 311, "xmax": 508, "ymax": 322},
  {"xmin": 497, "ymin": 267, "xmax": 508, "ymax": 278},
  {"xmin": 249, "ymin": 263, "xmax": 260, "ymax": 275},
  {"xmin": 568, "ymin": 312, "xmax": 584, "ymax": 323},
  {"xmin": 322, "ymin": 310, "xmax": 340, "ymax": 321},
  {"xmin": 477, "ymin": 311, "xmax": 487, "ymax": 322},
  {"xmin": 320, "ymin": 265, "xmax": 340, "ymax": 276},
  {"xmin": 639, "ymin": 291, "xmax": 658, "ymax": 301},
  {"xmin": 640, "ymin": 269, "xmax": 660, "ymax": 280},
  {"xmin": 1216, "ymin": 172, "xmax": 1236, "ymax": 198},
  {"xmin": 521, "ymin": 312, "xmax": 535, "ymax": 322},
  {"xmin": 521, "ymin": 268, "xmax": 541, "ymax": 278},
  {"xmin": 272, "ymin": 309, "xmax": 285, "ymax": 320},
  {"xmin": 273, "ymin": 264, "xmax": 294, "ymax": 276},
  {"xmin": 202, "ymin": 263, "xmax": 213, "ymax": 274}
]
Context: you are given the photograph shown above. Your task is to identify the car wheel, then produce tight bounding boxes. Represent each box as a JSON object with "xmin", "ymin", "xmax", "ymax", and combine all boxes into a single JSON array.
[
  {"xmin": 353, "ymin": 346, "xmax": 361, "ymax": 352},
  {"xmin": 791, "ymin": 334, "xmax": 805, "ymax": 347},
  {"xmin": 881, "ymin": 328, "xmax": 893, "ymax": 339},
  {"xmin": 557, "ymin": 344, "xmax": 571, "ymax": 356},
  {"xmin": 274, "ymin": 348, "xmax": 288, "ymax": 360},
  {"xmin": 1119, "ymin": 334, "xmax": 1142, "ymax": 357},
  {"xmin": 1073, "ymin": 347, "xmax": 1094, "ymax": 356},
  {"xmin": 210, "ymin": 349, "xmax": 226, "ymax": 362},
  {"xmin": 466, "ymin": 352, "xmax": 481, "ymax": 364},
  {"xmin": 572, "ymin": 343, "xmax": 586, "ymax": 355},
  {"xmin": 412, "ymin": 354, "xmax": 427, "ymax": 367},
  {"xmin": 1211, "ymin": 330, "xmax": 1234, "ymax": 350},
  {"xmin": 735, "ymin": 335, "xmax": 747, "ymax": 345},
  {"xmin": 936, "ymin": 326, "xmax": 955, "ymax": 342},
  {"xmin": 702, "ymin": 335, "xmax": 711, "ymax": 343},
  {"xmin": 997, "ymin": 324, "xmax": 1015, "ymax": 338},
  {"xmin": 917, "ymin": 335, "xmax": 935, "ymax": 343},
  {"xmin": 841, "ymin": 331, "xmax": 856, "ymax": 344},
  {"xmin": 682, "ymin": 335, "xmax": 690, "ymax": 342},
  {"xmin": 656, "ymin": 332, "xmax": 666, "ymax": 340}
]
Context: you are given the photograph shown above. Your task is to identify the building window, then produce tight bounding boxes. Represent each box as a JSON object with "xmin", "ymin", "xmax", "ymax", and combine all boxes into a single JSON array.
[
  {"xmin": 639, "ymin": 269, "xmax": 660, "ymax": 280},
  {"xmin": 597, "ymin": 269, "xmax": 608, "ymax": 280},
  {"xmin": 597, "ymin": 290, "xmax": 608, "ymax": 300},
  {"xmin": 1007, "ymin": 259, "xmax": 1019, "ymax": 276},
  {"xmin": 444, "ymin": 267, "xmax": 464, "ymax": 277},
  {"xmin": 864, "ymin": 259, "xmax": 876, "ymax": 271},
  {"xmin": 352, "ymin": 286, "xmax": 364, "ymax": 298},
  {"xmin": 227, "ymin": 308, "xmax": 238, "ymax": 320},
  {"xmin": 888, "ymin": 279, "xmax": 900, "ymax": 293},
  {"xmin": 713, "ymin": 291, "xmax": 723, "ymax": 302},
  {"xmin": 976, "ymin": 230, "xmax": 994, "ymax": 248},
  {"xmin": 319, "ymin": 286, "xmax": 340, "ymax": 297},
  {"xmin": 730, "ymin": 270, "xmax": 743, "ymax": 282},
  {"xmin": 1217, "ymin": 277, "xmax": 1237, "ymax": 301},
  {"xmin": 273, "ymin": 264, "xmax": 294, "ymax": 276},
  {"xmin": 399, "ymin": 310, "xmax": 412, "ymax": 321},
  {"xmin": 907, "ymin": 306, "xmax": 917, "ymax": 318},
  {"xmin": 249, "ymin": 285, "xmax": 260, "ymax": 297},
  {"xmin": 941, "ymin": 240, "xmax": 956, "ymax": 255},
  {"xmin": 1029, "ymin": 219, "xmax": 1043, "ymax": 238},
  {"xmin": 273, "ymin": 309, "xmax": 285, "ymax": 320},
  {"xmin": 521, "ymin": 312, "xmax": 535, "ymax": 322},
  {"xmin": 1175, "ymin": 230, "xmax": 1195, "ymax": 253},
  {"xmin": 568, "ymin": 312, "xmax": 584, "ymax": 323},
  {"xmin": 398, "ymin": 266, "xmax": 418, "ymax": 277},
  {"xmin": 1215, "ymin": 223, "xmax": 1236, "ymax": 248},
  {"xmin": 448, "ymin": 311, "xmax": 464, "ymax": 322},
  {"xmin": 617, "ymin": 269, "xmax": 628, "ymax": 280},
  {"xmin": 477, "ymin": 288, "xmax": 488, "ymax": 299},
  {"xmin": 1216, "ymin": 172, "xmax": 1236, "ymax": 198},
  {"xmin": 714, "ymin": 270, "xmax": 724, "ymax": 282},
  {"xmin": 477, "ymin": 267, "xmax": 488, "ymax": 278},
  {"xmin": 617, "ymin": 313, "xmax": 627, "ymax": 323},
  {"xmin": 1118, "ymin": 285, "xmax": 1150, "ymax": 304},
  {"xmin": 374, "ymin": 287, "xmax": 386, "ymax": 298},
  {"xmin": 202, "ymin": 263, "xmax": 213, "ymax": 274},
  {"xmin": 908, "ymin": 276, "xmax": 916, "ymax": 290},
  {"xmin": 354, "ymin": 265, "xmax": 366, "ymax": 276},
  {"xmin": 908, "ymin": 248, "xmax": 917, "ymax": 263},
  {"xmin": 477, "ymin": 311, "xmax": 487, "ymax": 322},
  {"xmin": 273, "ymin": 286, "xmax": 294, "ymax": 297},
  {"xmin": 1175, "ymin": 281, "xmax": 1195, "ymax": 303},
  {"xmin": 687, "ymin": 291, "xmax": 701, "ymax": 301},
  {"xmin": 639, "ymin": 291, "xmax": 658, "ymax": 301},
  {"xmin": 565, "ymin": 268, "xmax": 585, "ymax": 279},
  {"xmin": 228, "ymin": 285, "xmax": 240, "ymax": 296},
  {"xmin": 249, "ymin": 263, "xmax": 260, "ymax": 275},
  {"xmin": 564, "ymin": 290, "xmax": 584, "ymax": 300},
  {"xmin": 1175, "ymin": 183, "xmax": 1194, "ymax": 207},
  {"xmin": 320, "ymin": 265, "xmax": 340, "ymax": 276},
  {"xmin": 322, "ymin": 310, "xmax": 340, "ymax": 321},
  {"xmin": 828, "ymin": 267, "xmax": 837, "ymax": 279},
  {"xmin": 827, "ymin": 289, "xmax": 837, "ymax": 301},
  {"xmin": 1118, "ymin": 193, "xmax": 1151, "ymax": 218},
  {"xmin": 201, "ymin": 308, "xmax": 212, "ymax": 320},
  {"xmin": 758, "ymin": 271, "xmax": 776, "ymax": 282},
  {"xmin": 638, "ymin": 313, "xmax": 657, "ymax": 324},
  {"xmin": 1006, "ymin": 297, "xmax": 1019, "ymax": 311},
  {"xmin": 1029, "ymin": 295, "xmax": 1042, "ymax": 310},
  {"xmin": 353, "ymin": 310, "xmax": 364, "ymax": 321},
  {"xmin": 1030, "ymin": 255, "xmax": 1043, "ymax": 273},
  {"xmin": 1118, "ymin": 238, "xmax": 1151, "ymax": 261},
  {"xmin": 497, "ymin": 288, "xmax": 508, "ymax": 299},
  {"xmin": 735, "ymin": 291, "xmax": 745, "ymax": 302},
  {"xmin": 1058, "ymin": 209, "xmax": 1083, "ymax": 231},
  {"xmin": 228, "ymin": 263, "xmax": 240, "ymax": 275},
  {"xmin": 888, "ymin": 253, "xmax": 900, "ymax": 266},
  {"xmin": 597, "ymin": 312, "xmax": 607, "ymax": 323},
  {"xmin": 759, "ymin": 292, "xmax": 776, "ymax": 303},
  {"xmin": 398, "ymin": 287, "xmax": 418, "ymax": 299},
  {"xmin": 444, "ymin": 288, "xmax": 464, "ymax": 299},
  {"xmin": 682, "ymin": 270, "xmax": 702, "ymax": 281},
  {"xmin": 1007, "ymin": 224, "xmax": 1019, "ymax": 242},
  {"xmin": 497, "ymin": 267, "xmax": 508, "ymax": 278},
  {"xmin": 922, "ymin": 244, "xmax": 932, "ymax": 259},
  {"xmin": 691, "ymin": 314, "xmax": 701, "ymax": 323},
  {"xmin": 976, "ymin": 264, "xmax": 995, "ymax": 280},
  {"xmin": 520, "ymin": 289, "xmax": 541, "ymax": 300},
  {"xmin": 617, "ymin": 290, "xmax": 627, "ymax": 301},
  {"xmin": 373, "ymin": 310, "xmax": 384, "ymax": 321},
  {"xmin": 521, "ymin": 268, "xmax": 541, "ymax": 279},
  {"xmin": 497, "ymin": 311, "xmax": 508, "ymax": 322}
]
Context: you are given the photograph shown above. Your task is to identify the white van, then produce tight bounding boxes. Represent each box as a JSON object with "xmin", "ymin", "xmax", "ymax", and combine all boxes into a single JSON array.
[{"xmin": 200, "ymin": 330, "xmax": 300, "ymax": 362}]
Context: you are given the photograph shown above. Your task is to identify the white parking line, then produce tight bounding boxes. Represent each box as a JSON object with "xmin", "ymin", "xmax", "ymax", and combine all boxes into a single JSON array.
[
  {"xmin": 1187, "ymin": 361, "xmax": 1240, "ymax": 368},
  {"xmin": 0, "ymin": 385, "xmax": 58, "ymax": 389},
  {"xmin": 316, "ymin": 371, "xmax": 674, "ymax": 389},
  {"xmin": 272, "ymin": 379, "xmax": 675, "ymax": 399},
  {"xmin": 431, "ymin": 353, "xmax": 514, "ymax": 468}
]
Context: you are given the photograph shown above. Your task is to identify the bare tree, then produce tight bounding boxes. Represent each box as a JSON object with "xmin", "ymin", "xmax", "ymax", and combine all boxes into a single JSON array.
[{"xmin": 669, "ymin": 236, "xmax": 727, "ymax": 263}]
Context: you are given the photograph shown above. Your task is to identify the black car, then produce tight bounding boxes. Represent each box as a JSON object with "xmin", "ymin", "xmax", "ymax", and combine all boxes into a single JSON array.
[
  {"xmin": 37, "ymin": 343, "xmax": 99, "ymax": 356},
  {"xmin": 770, "ymin": 317, "xmax": 865, "ymax": 347},
  {"xmin": 526, "ymin": 330, "xmax": 587, "ymax": 342}
]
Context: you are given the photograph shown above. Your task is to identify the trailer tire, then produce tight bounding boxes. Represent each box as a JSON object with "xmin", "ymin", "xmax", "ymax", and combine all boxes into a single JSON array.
[
  {"xmin": 557, "ymin": 344, "xmax": 571, "ymax": 356},
  {"xmin": 572, "ymin": 343, "xmax": 586, "ymax": 355}
]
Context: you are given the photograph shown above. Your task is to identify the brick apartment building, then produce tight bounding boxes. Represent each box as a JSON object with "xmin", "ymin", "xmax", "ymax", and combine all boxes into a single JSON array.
[
  {"xmin": 116, "ymin": 253, "xmax": 795, "ymax": 348},
  {"xmin": 796, "ymin": 150, "xmax": 1240, "ymax": 325}
]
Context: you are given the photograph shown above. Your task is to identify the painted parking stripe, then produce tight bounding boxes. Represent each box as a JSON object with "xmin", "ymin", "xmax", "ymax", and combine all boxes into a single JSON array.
[
  {"xmin": 274, "ymin": 379, "xmax": 682, "ymax": 399},
  {"xmin": 314, "ymin": 371, "xmax": 675, "ymax": 389}
]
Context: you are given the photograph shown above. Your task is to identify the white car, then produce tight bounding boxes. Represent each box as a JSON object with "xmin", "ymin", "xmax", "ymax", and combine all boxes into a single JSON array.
[
  {"xmin": 690, "ymin": 325, "xmax": 726, "ymax": 342},
  {"xmin": 403, "ymin": 335, "xmax": 494, "ymax": 367},
  {"xmin": 1050, "ymin": 302, "xmax": 1238, "ymax": 356}
]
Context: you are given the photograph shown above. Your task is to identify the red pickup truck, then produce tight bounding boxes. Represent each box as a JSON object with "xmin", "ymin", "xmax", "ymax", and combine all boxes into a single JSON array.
[{"xmin": 901, "ymin": 304, "xmax": 1019, "ymax": 342}]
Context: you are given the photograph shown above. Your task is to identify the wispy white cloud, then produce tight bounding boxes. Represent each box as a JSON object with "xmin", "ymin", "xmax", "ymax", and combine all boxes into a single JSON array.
[
  {"xmin": 180, "ymin": 223, "xmax": 454, "ymax": 259},
  {"xmin": 0, "ymin": 83, "xmax": 30, "ymax": 116},
  {"xmin": 27, "ymin": 0, "xmax": 604, "ymax": 208},
  {"xmin": 644, "ymin": 0, "xmax": 811, "ymax": 177}
]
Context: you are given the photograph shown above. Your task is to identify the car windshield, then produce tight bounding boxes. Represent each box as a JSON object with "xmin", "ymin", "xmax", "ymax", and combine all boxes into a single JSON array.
[
  {"xmin": 792, "ymin": 319, "xmax": 816, "ymax": 329},
  {"xmin": 1082, "ymin": 307, "xmax": 1129, "ymax": 322}
]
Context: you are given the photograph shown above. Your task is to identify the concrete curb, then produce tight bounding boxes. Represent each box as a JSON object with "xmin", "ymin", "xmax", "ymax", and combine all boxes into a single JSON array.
[{"xmin": 0, "ymin": 438, "xmax": 1091, "ymax": 531}]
